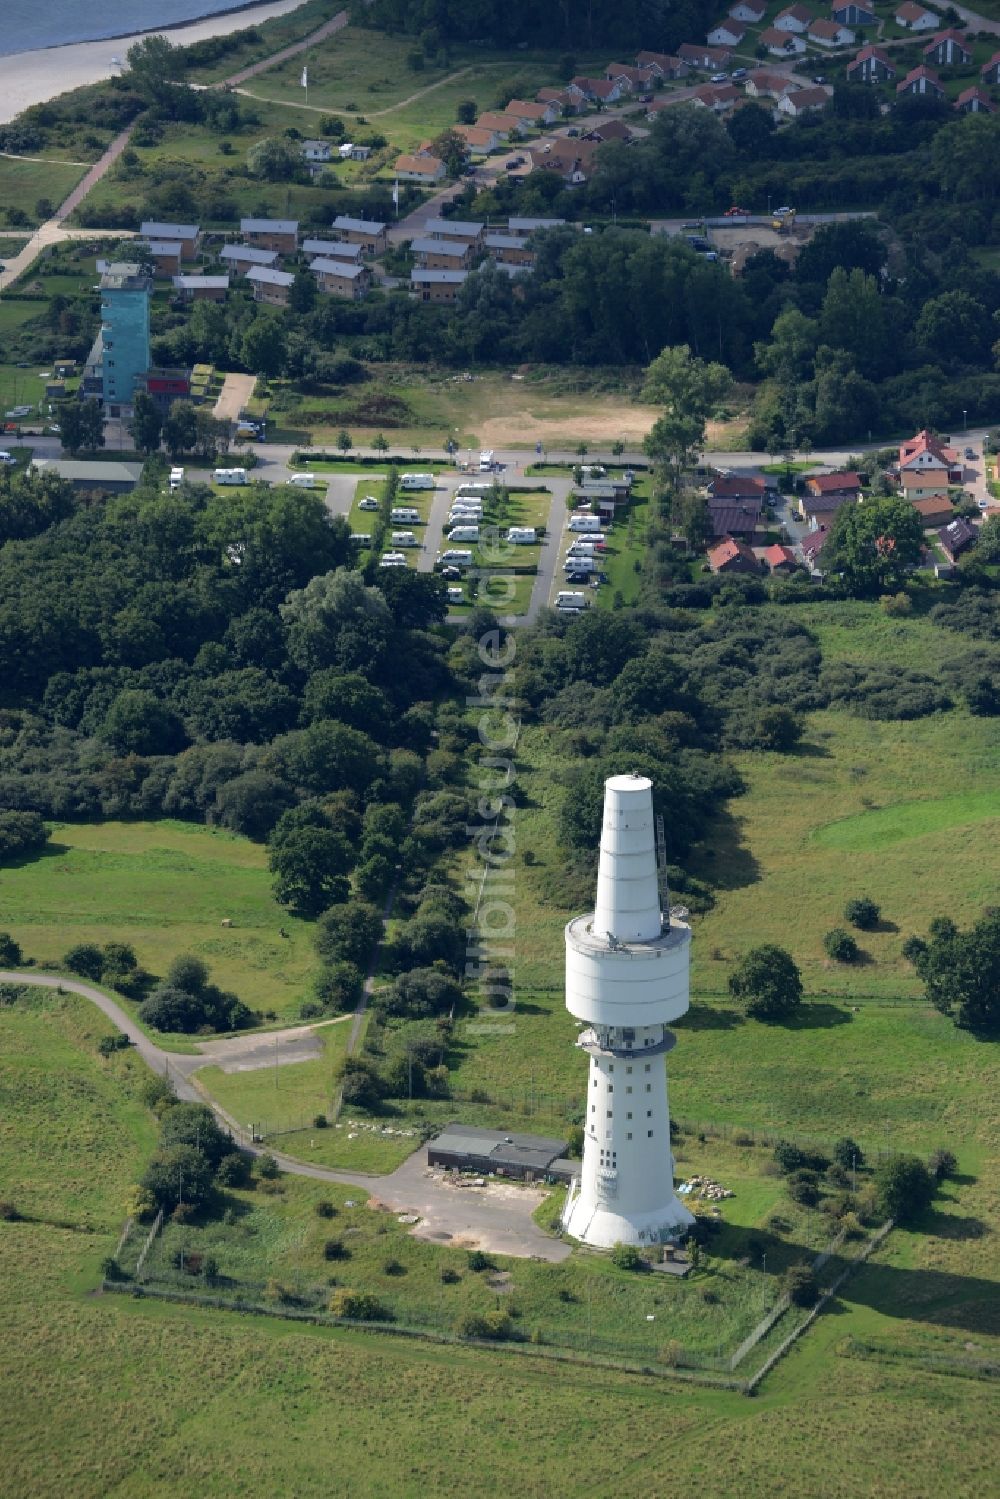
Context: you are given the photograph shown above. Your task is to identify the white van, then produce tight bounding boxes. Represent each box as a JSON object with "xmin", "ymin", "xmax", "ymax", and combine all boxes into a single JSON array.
[
  {"xmin": 168, "ymin": 467, "xmax": 185, "ymax": 491},
  {"xmin": 214, "ymin": 467, "xmax": 248, "ymax": 485},
  {"xmin": 449, "ymin": 503, "xmax": 483, "ymax": 517},
  {"xmin": 400, "ymin": 472, "xmax": 435, "ymax": 490},
  {"xmin": 390, "ymin": 507, "xmax": 421, "ymax": 523},
  {"xmin": 446, "ymin": 586, "xmax": 465, "ymax": 604},
  {"xmin": 391, "ymin": 530, "xmax": 418, "ymax": 547},
  {"xmin": 507, "ymin": 527, "xmax": 537, "ymax": 544},
  {"xmin": 439, "ymin": 549, "xmax": 474, "ymax": 566},
  {"xmin": 379, "ymin": 552, "xmax": 408, "ymax": 567},
  {"xmin": 479, "ymin": 449, "xmax": 494, "ymax": 471},
  {"xmin": 568, "ymin": 514, "xmax": 601, "ymax": 533},
  {"xmin": 289, "ymin": 472, "xmax": 316, "ymax": 488},
  {"xmin": 447, "ymin": 525, "xmax": 480, "ymax": 543},
  {"xmin": 556, "ymin": 591, "xmax": 587, "ymax": 609}
]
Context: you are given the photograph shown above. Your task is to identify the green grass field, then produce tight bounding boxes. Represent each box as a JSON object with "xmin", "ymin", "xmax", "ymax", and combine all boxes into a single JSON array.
[
  {"xmin": 0, "ymin": 159, "xmax": 87, "ymax": 224},
  {"xmin": 3, "ymin": 987, "xmax": 1000, "ymax": 1496},
  {"xmin": 2, "ymin": 820, "xmax": 315, "ymax": 1029},
  {"xmin": 194, "ymin": 1020, "xmax": 350, "ymax": 1135}
]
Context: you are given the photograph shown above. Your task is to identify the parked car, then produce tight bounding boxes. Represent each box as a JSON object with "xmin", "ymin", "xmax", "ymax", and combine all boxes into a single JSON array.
[
  {"xmin": 711, "ymin": 72, "xmax": 728, "ymax": 83},
  {"xmin": 725, "ymin": 205, "xmax": 749, "ymax": 217},
  {"xmin": 731, "ymin": 67, "xmax": 747, "ymax": 80},
  {"xmin": 812, "ymin": 75, "xmax": 826, "ymax": 85},
  {"xmin": 639, "ymin": 93, "xmax": 653, "ymax": 103},
  {"xmin": 965, "ymin": 447, "xmax": 976, "ymax": 460}
]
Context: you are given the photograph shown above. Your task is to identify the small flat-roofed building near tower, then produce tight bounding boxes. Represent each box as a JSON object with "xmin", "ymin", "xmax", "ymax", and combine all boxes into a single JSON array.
[{"xmin": 427, "ymin": 1124, "xmax": 572, "ymax": 1182}]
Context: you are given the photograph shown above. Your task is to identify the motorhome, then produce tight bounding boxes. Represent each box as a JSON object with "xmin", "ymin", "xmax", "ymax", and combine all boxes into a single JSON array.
[
  {"xmin": 400, "ymin": 473, "xmax": 435, "ymax": 490},
  {"xmin": 379, "ymin": 551, "xmax": 408, "ymax": 567},
  {"xmin": 288, "ymin": 472, "xmax": 316, "ymax": 488},
  {"xmin": 567, "ymin": 514, "xmax": 601, "ymax": 533},
  {"xmin": 556, "ymin": 591, "xmax": 587, "ymax": 609},
  {"xmin": 507, "ymin": 527, "xmax": 537, "ymax": 544},
  {"xmin": 478, "ymin": 450, "xmax": 494, "ymax": 471},
  {"xmin": 168, "ymin": 467, "xmax": 185, "ymax": 491},
  {"xmin": 438, "ymin": 549, "xmax": 474, "ymax": 566},
  {"xmin": 447, "ymin": 525, "xmax": 480, "ymax": 543},
  {"xmin": 390, "ymin": 507, "xmax": 421, "ymax": 523},
  {"xmin": 391, "ymin": 531, "xmax": 418, "ymax": 547},
  {"xmin": 213, "ymin": 468, "xmax": 248, "ymax": 485}
]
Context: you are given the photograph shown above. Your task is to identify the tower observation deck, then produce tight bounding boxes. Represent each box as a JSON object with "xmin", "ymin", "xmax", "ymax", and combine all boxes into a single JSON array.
[{"xmin": 561, "ymin": 773, "xmax": 694, "ymax": 1248}]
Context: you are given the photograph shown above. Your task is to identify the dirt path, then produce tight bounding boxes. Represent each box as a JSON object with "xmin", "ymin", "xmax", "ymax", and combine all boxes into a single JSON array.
[{"xmin": 222, "ymin": 8, "xmax": 349, "ymax": 86}]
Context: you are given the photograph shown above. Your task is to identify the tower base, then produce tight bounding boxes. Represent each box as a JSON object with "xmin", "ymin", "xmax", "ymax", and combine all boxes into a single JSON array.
[{"xmin": 562, "ymin": 1189, "xmax": 694, "ymax": 1249}]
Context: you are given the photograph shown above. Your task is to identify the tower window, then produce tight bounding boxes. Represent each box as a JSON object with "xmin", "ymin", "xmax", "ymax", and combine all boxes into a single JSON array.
[
  {"xmin": 608, "ymin": 1085, "xmax": 613, "ymax": 1093},
  {"xmin": 626, "ymin": 1112, "xmax": 632, "ymax": 1120},
  {"xmin": 647, "ymin": 1130, "xmax": 653, "ymax": 1138},
  {"xmin": 646, "ymin": 1110, "xmax": 652, "ymax": 1118},
  {"xmin": 645, "ymin": 1064, "xmax": 651, "ymax": 1073},
  {"xmin": 626, "ymin": 1132, "xmax": 632, "ymax": 1141},
  {"xmin": 606, "ymin": 1110, "xmax": 612, "ymax": 1119},
  {"xmin": 591, "ymin": 1104, "xmax": 595, "ymax": 1113},
  {"xmin": 646, "ymin": 1084, "xmax": 651, "ymax": 1093},
  {"xmin": 626, "ymin": 1086, "xmax": 632, "ymax": 1095},
  {"xmin": 626, "ymin": 1066, "xmax": 632, "ymax": 1075}
]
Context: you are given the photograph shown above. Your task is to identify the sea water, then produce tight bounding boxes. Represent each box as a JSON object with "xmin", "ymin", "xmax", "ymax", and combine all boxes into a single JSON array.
[{"xmin": 1, "ymin": 0, "xmax": 258, "ymax": 56}]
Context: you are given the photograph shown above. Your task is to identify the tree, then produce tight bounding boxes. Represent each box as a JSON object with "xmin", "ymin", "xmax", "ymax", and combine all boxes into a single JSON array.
[
  {"xmin": 101, "ymin": 689, "xmax": 186, "ymax": 755},
  {"xmin": 372, "ymin": 433, "xmax": 389, "ymax": 454},
  {"xmin": 610, "ymin": 1243, "xmax": 645, "ymax": 1271},
  {"xmin": 670, "ymin": 490, "xmax": 713, "ymax": 550},
  {"xmin": 336, "ymin": 429, "xmax": 353, "ymax": 454},
  {"xmin": 642, "ymin": 345, "xmax": 731, "ymax": 491},
  {"xmin": 158, "ymin": 1102, "xmax": 232, "ymax": 1168},
  {"xmin": 315, "ymin": 900, "xmax": 383, "ymax": 968},
  {"xmin": 247, "ymin": 136, "xmax": 302, "ymax": 182},
  {"xmin": 728, "ymin": 944, "xmax": 803, "ymax": 1021},
  {"xmin": 269, "ymin": 825, "xmax": 352, "ymax": 916},
  {"xmin": 63, "ymin": 943, "xmax": 105, "ymax": 981},
  {"xmin": 311, "ymin": 960, "xmax": 363, "ymax": 1014},
  {"xmin": 0, "ymin": 809, "xmax": 47, "ymax": 861},
  {"xmin": 823, "ymin": 928, "xmax": 858, "ymax": 963},
  {"xmin": 431, "ymin": 128, "xmax": 467, "ymax": 176},
  {"xmin": 456, "ymin": 99, "xmax": 477, "ymax": 124},
  {"xmin": 822, "ymin": 497, "xmax": 924, "ymax": 597},
  {"xmin": 141, "ymin": 1143, "xmax": 214, "ymax": 1211},
  {"xmin": 280, "ymin": 568, "xmax": 393, "ymax": 674},
  {"xmin": 383, "ymin": 966, "xmax": 461, "ymax": 1019},
  {"xmin": 0, "ymin": 932, "xmax": 23, "ymax": 966},
  {"xmin": 288, "ymin": 268, "xmax": 317, "ymax": 314},
  {"xmin": 214, "ymin": 771, "xmax": 295, "ymax": 839},
  {"xmin": 913, "ymin": 908, "xmax": 1000, "ymax": 1031},
  {"xmin": 129, "ymin": 391, "xmax": 163, "ymax": 455},
  {"xmin": 58, "ymin": 398, "xmax": 104, "ymax": 456},
  {"xmin": 163, "ymin": 400, "xmax": 198, "ymax": 458},
  {"xmin": 725, "ymin": 100, "xmax": 775, "ymax": 153},
  {"xmin": 844, "ymin": 896, "xmax": 880, "ymax": 930},
  {"xmin": 0, "ymin": 468, "xmax": 74, "ymax": 546},
  {"xmin": 874, "ymin": 1155, "xmax": 934, "ymax": 1223},
  {"xmin": 782, "ymin": 1264, "xmax": 819, "ymax": 1307},
  {"xmin": 240, "ymin": 316, "xmax": 287, "ymax": 379},
  {"xmin": 833, "ymin": 1137, "xmax": 864, "ymax": 1171}
]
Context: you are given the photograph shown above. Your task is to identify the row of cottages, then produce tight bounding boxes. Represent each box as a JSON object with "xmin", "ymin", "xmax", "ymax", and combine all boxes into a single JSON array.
[
  {"xmin": 848, "ymin": 45, "xmax": 897, "ymax": 82},
  {"xmin": 897, "ymin": 428, "xmax": 963, "ymax": 496},
  {"xmin": 635, "ymin": 50, "xmax": 692, "ymax": 80},
  {"xmin": 897, "ymin": 64, "xmax": 943, "ymax": 97}
]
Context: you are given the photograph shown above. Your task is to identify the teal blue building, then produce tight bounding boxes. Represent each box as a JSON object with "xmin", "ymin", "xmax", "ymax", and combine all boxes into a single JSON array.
[{"xmin": 99, "ymin": 263, "xmax": 152, "ymax": 410}]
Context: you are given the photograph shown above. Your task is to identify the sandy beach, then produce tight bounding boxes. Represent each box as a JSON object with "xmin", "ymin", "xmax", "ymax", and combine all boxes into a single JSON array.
[{"xmin": 0, "ymin": 0, "xmax": 307, "ymax": 125}]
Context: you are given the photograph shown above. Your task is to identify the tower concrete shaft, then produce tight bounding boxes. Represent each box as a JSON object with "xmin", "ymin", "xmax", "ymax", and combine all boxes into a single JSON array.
[{"xmin": 561, "ymin": 774, "xmax": 693, "ymax": 1248}]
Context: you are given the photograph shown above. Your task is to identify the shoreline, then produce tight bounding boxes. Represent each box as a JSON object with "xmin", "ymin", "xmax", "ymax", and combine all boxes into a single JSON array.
[
  {"xmin": 0, "ymin": 0, "xmax": 308, "ymax": 125},
  {"xmin": 1, "ymin": 1, "xmax": 305, "ymax": 59}
]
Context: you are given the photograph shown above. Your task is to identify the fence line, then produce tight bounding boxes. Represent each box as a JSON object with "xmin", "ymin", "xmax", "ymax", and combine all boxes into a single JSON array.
[
  {"xmin": 134, "ymin": 1207, "xmax": 164, "ymax": 1280},
  {"xmin": 113, "ymin": 1216, "xmax": 134, "ymax": 1259}
]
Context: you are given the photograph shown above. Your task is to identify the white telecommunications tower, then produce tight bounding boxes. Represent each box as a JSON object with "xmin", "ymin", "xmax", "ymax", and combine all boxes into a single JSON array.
[{"xmin": 561, "ymin": 773, "xmax": 693, "ymax": 1248}]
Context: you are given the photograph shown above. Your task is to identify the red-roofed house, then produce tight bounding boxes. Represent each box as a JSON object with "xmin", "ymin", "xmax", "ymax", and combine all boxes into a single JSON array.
[
  {"xmin": 581, "ymin": 119, "xmax": 635, "ymax": 142},
  {"xmin": 833, "ymin": 2, "xmax": 876, "ymax": 24},
  {"xmin": 709, "ymin": 474, "xmax": 767, "ymax": 503},
  {"xmin": 799, "ymin": 526, "xmax": 829, "ymax": 572},
  {"xmin": 760, "ymin": 543, "xmax": 798, "ymax": 573},
  {"xmin": 730, "ymin": 0, "xmax": 766, "ymax": 20},
  {"xmin": 847, "ymin": 45, "xmax": 897, "ymax": 82},
  {"xmin": 809, "ymin": 18, "xmax": 856, "ymax": 45},
  {"xmin": 898, "ymin": 430, "xmax": 961, "ymax": 495},
  {"xmin": 506, "ymin": 99, "xmax": 559, "ymax": 126},
  {"xmin": 896, "ymin": 64, "xmax": 944, "ymax": 97},
  {"xmin": 568, "ymin": 76, "xmax": 630, "ymax": 103},
  {"xmin": 910, "ymin": 494, "xmax": 955, "ymax": 528},
  {"xmin": 778, "ymin": 86, "xmax": 831, "ymax": 116},
  {"xmin": 760, "ymin": 26, "xmax": 807, "ymax": 55},
  {"xmin": 606, "ymin": 63, "xmax": 656, "ymax": 87},
  {"xmin": 692, "ymin": 84, "xmax": 743, "ymax": 111},
  {"xmin": 745, "ymin": 70, "xmax": 798, "ymax": 98},
  {"xmin": 636, "ymin": 51, "xmax": 690, "ymax": 80},
  {"xmin": 536, "ymin": 87, "xmax": 581, "ymax": 113},
  {"xmin": 982, "ymin": 51, "xmax": 1000, "ymax": 85},
  {"xmin": 678, "ymin": 43, "xmax": 733, "ymax": 70},
  {"xmin": 923, "ymin": 28, "xmax": 971, "ymax": 64},
  {"xmin": 955, "ymin": 86, "xmax": 996, "ymax": 113},
  {"xmin": 775, "ymin": 3, "xmax": 814, "ymax": 30},
  {"xmin": 708, "ymin": 20, "xmax": 748, "ymax": 46},
  {"xmin": 708, "ymin": 535, "xmax": 761, "ymax": 573},
  {"xmin": 800, "ymin": 472, "xmax": 862, "ymax": 525},
  {"xmin": 895, "ymin": 1, "xmax": 940, "ymax": 28}
]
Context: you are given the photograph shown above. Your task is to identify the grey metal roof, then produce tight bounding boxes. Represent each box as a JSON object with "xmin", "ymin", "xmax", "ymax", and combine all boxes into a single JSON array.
[
  {"xmin": 246, "ymin": 266, "xmax": 295, "ymax": 286},
  {"xmin": 508, "ymin": 216, "xmax": 565, "ymax": 231},
  {"xmin": 430, "ymin": 1123, "xmax": 567, "ymax": 1159},
  {"xmin": 411, "ymin": 268, "xmax": 467, "ymax": 284},
  {"xmin": 483, "ymin": 233, "xmax": 524, "ymax": 249},
  {"xmin": 31, "ymin": 459, "xmax": 144, "ymax": 483},
  {"xmin": 140, "ymin": 220, "xmax": 199, "ymax": 239},
  {"xmin": 310, "ymin": 257, "xmax": 366, "ymax": 278},
  {"xmin": 240, "ymin": 217, "xmax": 298, "ymax": 234},
  {"xmin": 422, "ymin": 217, "xmax": 484, "ymax": 237},
  {"xmin": 141, "ymin": 240, "xmax": 183, "ymax": 255},
  {"xmin": 173, "ymin": 275, "xmax": 229, "ymax": 289},
  {"xmin": 99, "ymin": 262, "xmax": 150, "ymax": 291},
  {"xmin": 220, "ymin": 244, "xmax": 277, "ymax": 265},
  {"xmin": 411, "ymin": 237, "xmax": 467, "ymax": 257},
  {"xmin": 333, "ymin": 215, "xmax": 386, "ymax": 234},
  {"xmin": 302, "ymin": 238, "xmax": 361, "ymax": 257}
]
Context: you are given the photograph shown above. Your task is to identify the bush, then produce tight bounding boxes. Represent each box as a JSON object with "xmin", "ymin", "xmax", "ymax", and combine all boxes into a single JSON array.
[
  {"xmin": 313, "ymin": 1113, "xmax": 329, "ymax": 1129},
  {"xmin": 214, "ymin": 1152, "xmax": 250, "ymax": 1188},
  {"xmin": 0, "ymin": 931, "xmax": 23, "ymax": 966},
  {"xmin": 324, "ymin": 1237, "xmax": 350, "ymax": 1260},
  {"xmin": 874, "ymin": 1155, "xmax": 934, "ymax": 1223},
  {"xmin": 255, "ymin": 1152, "xmax": 280, "ymax": 1180},
  {"xmin": 833, "ymin": 1137, "xmax": 864, "ymax": 1171},
  {"xmin": 141, "ymin": 1144, "xmax": 214, "ymax": 1211},
  {"xmin": 901, "ymin": 934, "xmax": 927, "ymax": 965},
  {"xmin": 98, "ymin": 1032, "xmax": 132, "ymax": 1056},
  {"xmin": 788, "ymin": 1176, "xmax": 820, "ymax": 1207},
  {"xmin": 727, "ymin": 944, "xmax": 803, "ymax": 1021},
  {"xmin": 63, "ymin": 942, "xmax": 106, "ymax": 981},
  {"xmin": 824, "ymin": 927, "xmax": 859, "ymax": 963},
  {"xmin": 458, "ymin": 1309, "xmax": 515, "ymax": 1341},
  {"xmin": 440, "ymin": 1266, "xmax": 460, "ymax": 1284},
  {"xmin": 0, "ymin": 809, "xmax": 47, "ymax": 862},
  {"xmin": 328, "ymin": 1289, "xmax": 393, "ymax": 1321},
  {"xmin": 610, "ymin": 1242, "xmax": 645, "ymax": 1271},
  {"xmin": 466, "ymin": 1250, "xmax": 494, "ymax": 1273},
  {"xmin": 383, "ymin": 1257, "xmax": 406, "ymax": 1275},
  {"xmin": 928, "ymin": 1147, "xmax": 958, "ymax": 1181},
  {"xmin": 773, "ymin": 1141, "xmax": 806, "ymax": 1174},
  {"xmin": 783, "ymin": 1264, "xmax": 819, "ymax": 1307},
  {"xmin": 844, "ymin": 896, "xmax": 880, "ymax": 930},
  {"xmin": 315, "ymin": 1200, "xmax": 337, "ymax": 1218}
]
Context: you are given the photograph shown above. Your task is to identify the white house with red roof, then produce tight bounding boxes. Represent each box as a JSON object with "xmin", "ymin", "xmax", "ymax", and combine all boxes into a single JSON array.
[
  {"xmin": 708, "ymin": 20, "xmax": 748, "ymax": 46},
  {"xmin": 923, "ymin": 29, "xmax": 971, "ymax": 65},
  {"xmin": 760, "ymin": 25, "xmax": 807, "ymax": 54},
  {"xmin": 898, "ymin": 430, "xmax": 962, "ymax": 495},
  {"xmin": 774, "ymin": 3, "xmax": 814, "ymax": 31},
  {"xmin": 982, "ymin": 51, "xmax": 1000, "ymax": 84},
  {"xmin": 809, "ymin": 18, "xmax": 856, "ymax": 45},
  {"xmin": 894, "ymin": 1, "xmax": 940, "ymax": 28},
  {"xmin": 847, "ymin": 45, "xmax": 897, "ymax": 82},
  {"xmin": 730, "ymin": 0, "xmax": 766, "ymax": 20},
  {"xmin": 778, "ymin": 86, "xmax": 832, "ymax": 116}
]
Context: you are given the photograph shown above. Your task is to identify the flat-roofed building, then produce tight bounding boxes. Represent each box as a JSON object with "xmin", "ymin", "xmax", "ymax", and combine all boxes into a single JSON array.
[
  {"xmin": 172, "ymin": 274, "xmax": 230, "ymax": 302},
  {"xmin": 30, "ymin": 457, "xmax": 145, "ymax": 493},
  {"xmin": 483, "ymin": 233, "xmax": 535, "ymax": 267},
  {"xmin": 427, "ymin": 1124, "xmax": 573, "ymax": 1182},
  {"xmin": 302, "ymin": 238, "xmax": 363, "ymax": 261},
  {"xmin": 422, "ymin": 217, "xmax": 485, "ymax": 244}
]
